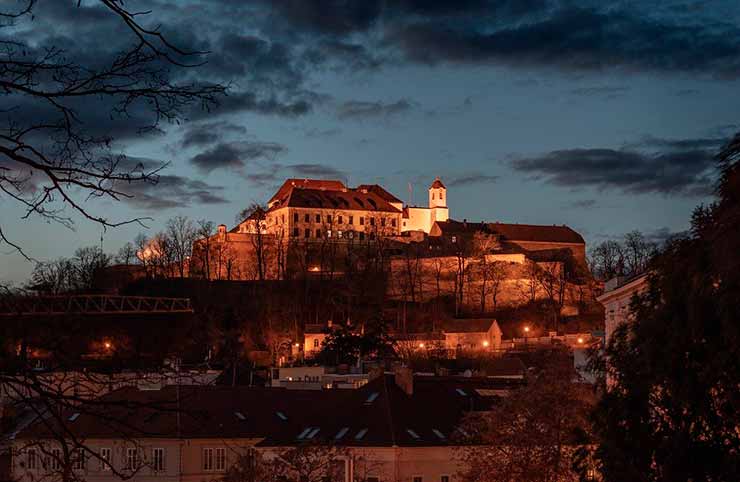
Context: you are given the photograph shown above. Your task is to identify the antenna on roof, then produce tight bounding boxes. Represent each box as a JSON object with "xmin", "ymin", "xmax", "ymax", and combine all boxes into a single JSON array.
[{"xmin": 407, "ymin": 182, "xmax": 412, "ymax": 207}]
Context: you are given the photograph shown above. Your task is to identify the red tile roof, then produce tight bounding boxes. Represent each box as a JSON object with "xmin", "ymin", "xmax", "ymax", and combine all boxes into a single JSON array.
[
  {"xmin": 355, "ymin": 184, "xmax": 403, "ymax": 204},
  {"xmin": 430, "ymin": 177, "xmax": 446, "ymax": 189},
  {"xmin": 280, "ymin": 188, "xmax": 401, "ymax": 213},
  {"xmin": 269, "ymin": 179, "xmax": 347, "ymax": 206},
  {"xmin": 434, "ymin": 220, "xmax": 584, "ymax": 244}
]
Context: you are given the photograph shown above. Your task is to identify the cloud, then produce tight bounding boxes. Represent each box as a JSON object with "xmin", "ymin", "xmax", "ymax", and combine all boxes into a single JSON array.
[
  {"xmin": 510, "ymin": 138, "xmax": 722, "ymax": 197},
  {"xmin": 119, "ymin": 175, "xmax": 229, "ymax": 210},
  {"xmin": 181, "ymin": 122, "xmax": 247, "ymax": 148},
  {"xmin": 567, "ymin": 199, "xmax": 598, "ymax": 209},
  {"xmin": 189, "ymin": 141, "xmax": 287, "ymax": 173},
  {"xmin": 337, "ymin": 98, "xmax": 415, "ymax": 120},
  {"xmin": 304, "ymin": 127, "xmax": 341, "ymax": 138},
  {"xmin": 287, "ymin": 163, "xmax": 346, "ymax": 179},
  {"xmin": 446, "ymin": 174, "xmax": 499, "ymax": 187},
  {"xmin": 569, "ymin": 86, "xmax": 630, "ymax": 99}
]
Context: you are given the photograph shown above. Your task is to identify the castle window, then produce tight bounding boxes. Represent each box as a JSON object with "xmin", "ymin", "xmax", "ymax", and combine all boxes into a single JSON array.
[
  {"xmin": 304, "ymin": 213, "xmax": 309, "ymax": 222},
  {"xmin": 304, "ymin": 228, "xmax": 310, "ymax": 238},
  {"xmin": 338, "ymin": 215, "xmax": 343, "ymax": 224},
  {"xmin": 381, "ymin": 218, "xmax": 386, "ymax": 227},
  {"xmin": 281, "ymin": 214, "xmax": 285, "ymax": 224},
  {"xmin": 349, "ymin": 215, "xmax": 354, "ymax": 225},
  {"xmin": 294, "ymin": 213, "xmax": 298, "ymax": 222},
  {"xmin": 292, "ymin": 228, "xmax": 299, "ymax": 237},
  {"xmin": 370, "ymin": 217, "xmax": 375, "ymax": 226},
  {"xmin": 338, "ymin": 230, "xmax": 343, "ymax": 238},
  {"xmin": 391, "ymin": 219, "xmax": 397, "ymax": 227},
  {"xmin": 360, "ymin": 217, "xmax": 364, "ymax": 225},
  {"xmin": 440, "ymin": 192, "xmax": 444, "ymax": 200},
  {"xmin": 327, "ymin": 230, "xmax": 332, "ymax": 238},
  {"xmin": 316, "ymin": 229, "xmax": 321, "ymax": 238},
  {"xmin": 315, "ymin": 214, "xmax": 320, "ymax": 222},
  {"xmin": 432, "ymin": 193, "xmax": 435, "ymax": 200},
  {"xmin": 359, "ymin": 232, "xmax": 365, "ymax": 241},
  {"xmin": 327, "ymin": 214, "xmax": 332, "ymax": 223}
]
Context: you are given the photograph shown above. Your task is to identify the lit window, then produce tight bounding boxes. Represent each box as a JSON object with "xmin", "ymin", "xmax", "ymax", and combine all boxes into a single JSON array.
[
  {"xmin": 451, "ymin": 236, "xmax": 457, "ymax": 243},
  {"xmin": 99, "ymin": 447, "xmax": 111, "ymax": 471},
  {"xmin": 313, "ymin": 339, "xmax": 319, "ymax": 348},
  {"xmin": 153, "ymin": 448, "xmax": 165, "ymax": 472},
  {"xmin": 338, "ymin": 230, "xmax": 343, "ymax": 238},
  {"xmin": 327, "ymin": 230, "xmax": 332, "ymax": 238}
]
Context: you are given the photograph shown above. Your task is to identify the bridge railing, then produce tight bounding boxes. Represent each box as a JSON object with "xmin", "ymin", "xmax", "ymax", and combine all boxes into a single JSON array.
[{"xmin": 0, "ymin": 295, "xmax": 193, "ymax": 316}]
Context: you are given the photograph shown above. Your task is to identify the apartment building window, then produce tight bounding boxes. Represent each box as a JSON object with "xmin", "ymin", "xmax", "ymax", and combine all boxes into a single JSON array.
[
  {"xmin": 338, "ymin": 215, "xmax": 343, "ymax": 224},
  {"xmin": 126, "ymin": 448, "xmax": 138, "ymax": 471},
  {"xmin": 359, "ymin": 217, "xmax": 364, "ymax": 225},
  {"xmin": 391, "ymin": 219, "xmax": 397, "ymax": 227},
  {"xmin": 73, "ymin": 448, "xmax": 85, "ymax": 471},
  {"xmin": 326, "ymin": 214, "xmax": 332, "ymax": 223},
  {"xmin": 316, "ymin": 229, "xmax": 321, "ymax": 238},
  {"xmin": 349, "ymin": 215, "xmax": 354, "ymax": 225},
  {"xmin": 99, "ymin": 447, "xmax": 111, "ymax": 471},
  {"xmin": 370, "ymin": 217, "xmax": 375, "ymax": 226},
  {"xmin": 27, "ymin": 448, "xmax": 37, "ymax": 470},
  {"xmin": 381, "ymin": 218, "xmax": 386, "ymax": 227},
  {"xmin": 215, "ymin": 448, "xmax": 226, "ymax": 471},
  {"xmin": 203, "ymin": 448, "xmax": 214, "ymax": 471},
  {"xmin": 152, "ymin": 448, "xmax": 165, "ymax": 473},
  {"xmin": 304, "ymin": 213, "xmax": 310, "ymax": 222},
  {"xmin": 51, "ymin": 448, "xmax": 61, "ymax": 471},
  {"xmin": 292, "ymin": 228, "xmax": 299, "ymax": 237},
  {"xmin": 315, "ymin": 214, "xmax": 321, "ymax": 222},
  {"xmin": 305, "ymin": 228, "xmax": 311, "ymax": 238}
]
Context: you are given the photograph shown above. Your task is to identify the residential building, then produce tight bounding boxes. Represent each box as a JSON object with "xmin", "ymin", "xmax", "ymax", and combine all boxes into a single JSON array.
[{"xmin": 597, "ymin": 273, "xmax": 649, "ymax": 344}]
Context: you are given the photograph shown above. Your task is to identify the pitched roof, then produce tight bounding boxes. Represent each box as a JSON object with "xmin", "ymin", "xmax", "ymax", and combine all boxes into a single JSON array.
[
  {"xmin": 430, "ymin": 177, "xmax": 446, "ymax": 189},
  {"xmin": 433, "ymin": 220, "xmax": 584, "ymax": 244},
  {"xmin": 269, "ymin": 179, "xmax": 347, "ymax": 207},
  {"xmin": 18, "ymin": 376, "xmax": 521, "ymax": 447},
  {"xmin": 281, "ymin": 188, "xmax": 401, "ymax": 213},
  {"xmin": 355, "ymin": 184, "xmax": 403, "ymax": 204}
]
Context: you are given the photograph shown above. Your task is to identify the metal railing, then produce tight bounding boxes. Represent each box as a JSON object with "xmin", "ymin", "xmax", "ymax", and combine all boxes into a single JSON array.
[{"xmin": 0, "ymin": 295, "xmax": 193, "ymax": 316}]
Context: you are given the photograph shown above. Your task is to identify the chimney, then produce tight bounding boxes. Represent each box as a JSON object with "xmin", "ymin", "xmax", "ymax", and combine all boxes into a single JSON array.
[{"xmin": 394, "ymin": 367, "xmax": 413, "ymax": 396}]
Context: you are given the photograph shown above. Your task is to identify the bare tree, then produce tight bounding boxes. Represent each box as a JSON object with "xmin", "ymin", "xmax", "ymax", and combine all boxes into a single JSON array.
[
  {"xmin": 588, "ymin": 240, "xmax": 625, "ymax": 280},
  {"xmin": 457, "ymin": 354, "xmax": 593, "ymax": 482},
  {"xmin": 116, "ymin": 242, "xmax": 137, "ymax": 265},
  {"xmin": 166, "ymin": 216, "xmax": 196, "ymax": 278},
  {"xmin": 622, "ymin": 230, "xmax": 656, "ymax": 276},
  {"xmin": 0, "ymin": 1, "xmax": 225, "ymax": 258},
  {"xmin": 192, "ymin": 220, "xmax": 216, "ymax": 280}
]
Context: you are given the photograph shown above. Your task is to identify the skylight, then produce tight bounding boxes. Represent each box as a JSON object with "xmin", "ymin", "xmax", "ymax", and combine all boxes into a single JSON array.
[
  {"xmin": 297, "ymin": 428, "xmax": 312, "ymax": 439},
  {"xmin": 306, "ymin": 427, "xmax": 320, "ymax": 439},
  {"xmin": 276, "ymin": 411, "xmax": 288, "ymax": 421},
  {"xmin": 68, "ymin": 413, "xmax": 80, "ymax": 422},
  {"xmin": 432, "ymin": 429, "xmax": 446, "ymax": 440},
  {"xmin": 355, "ymin": 428, "xmax": 368, "ymax": 440},
  {"xmin": 335, "ymin": 427, "xmax": 349, "ymax": 440},
  {"xmin": 455, "ymin": 388, "xmax": 468, "ymax": 396},
  {"xmin": 406, "ymin": 429, "xmax": 420, "ymax": 439},
  {"xmin": 364, "ymin": 392, "xmax": 379, "ymax": 404},
  {"xmin": 234, "ymin": 411, "xmax": 246, "ymax": 421}
]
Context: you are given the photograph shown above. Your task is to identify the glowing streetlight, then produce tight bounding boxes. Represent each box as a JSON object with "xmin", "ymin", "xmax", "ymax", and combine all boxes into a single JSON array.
[
  {"xmin": 577, "ymin": 337, "xmax": 584, "ymax": 344},
  {"xmin": 418, "ymin": 343, "xmax": 425, "ymax": 348},
  {"xmin": 103, "ymin": 341, "xmax": 112, "ymax": 350},
  {"xmin": 523, "ymin": 326, "xmax": 530, "ymax": 334},
  {"xmin": 483, "ymin": 340, "xmax": 489, "ymax": 347}
]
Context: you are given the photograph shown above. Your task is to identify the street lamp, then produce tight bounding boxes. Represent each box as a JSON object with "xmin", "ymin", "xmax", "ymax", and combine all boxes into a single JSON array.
[
  {"xmin": 577, "ymin": 337, "xmax": 584, "ymax": 345},
  {"xmin": 523, "ymin": 325, "xmax": 530, "ymax": 349},
  {"xmin": 418, "ymin": 343, "xmax": 425, "ymax": 349},
  {"xmin": 483, "ymin": 340, "xmax": 489, "ymax": 348}
]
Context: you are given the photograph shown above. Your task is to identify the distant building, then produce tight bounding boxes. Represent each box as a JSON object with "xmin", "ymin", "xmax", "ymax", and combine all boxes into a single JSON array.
[
  {"xmin": 13, "ymin": 371, "xmax": 525, "ymax": 482},
  {"xmin": 597, "ymin": 273, "xmax": 649, "ymax": 344}
]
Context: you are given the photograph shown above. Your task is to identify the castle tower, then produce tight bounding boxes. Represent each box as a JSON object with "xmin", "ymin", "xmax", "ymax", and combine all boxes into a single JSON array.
[
  {"xmin": 429, "ymin": 177, "xmax": 446, "ymax": 208},
  {"xmin": 428, "ymin": 177, "xmax": 449, "ymax": 225}
]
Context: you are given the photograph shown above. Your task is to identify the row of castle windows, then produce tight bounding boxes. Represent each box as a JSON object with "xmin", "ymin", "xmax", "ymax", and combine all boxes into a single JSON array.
[
  {"xmin": 292, "ymin": 228, "xmax": 377, "ymax": 240},
  {"xmin": 287, "ymin": 212, "xmax": 396, "ymax": 228}
]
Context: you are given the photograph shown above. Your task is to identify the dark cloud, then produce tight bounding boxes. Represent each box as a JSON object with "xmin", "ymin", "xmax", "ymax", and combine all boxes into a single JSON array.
[
  {"xmin": 447, "ymin": 174, "xmax": 499, "ymax": 187},
  {"xmin": 189, "ymin": 141, "xmax": 287, "ymax": 173},
  {"xmin": 260, "ymin": 0, "xmax": 383, "ymax": 36},
  {"xmin": 567, "ymin": 199, "xmax": 598, "ymax": 209},
  {"xmin": 510, "ymin": 139, "xmax": 721, "ymax": 197},
  {"xmin": 569, "ymin": 86, "xmax": 630, "ymax": 99},
  {"xmin": 181, "ymin": 122, "xmax": 247, "ymax": 148},
  {"xmin": 337, "ymin": 98, "xmax": 415, "ymax": 120},
  {"xmin": 385, "ymin": 7, "xmax": 740, "ymax": 77},
  {"xmin": 119, "ymin": 175, "xmax": 229, "ymax": 210},
  {"xmin": 287, "ymin": 163, "xmax": 346, "ymax": 179}
]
